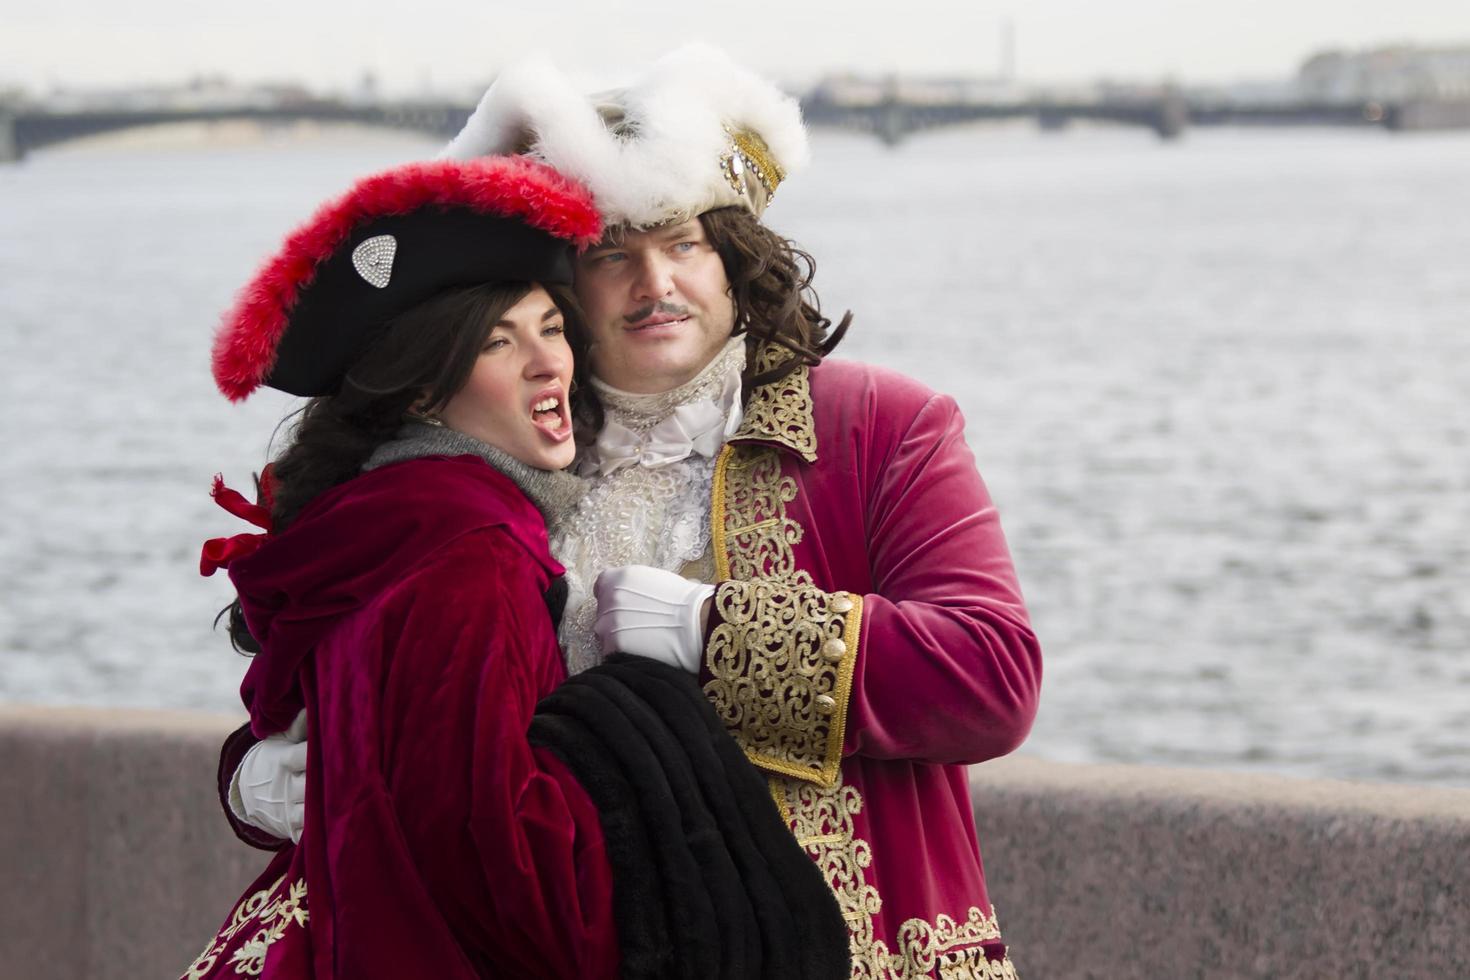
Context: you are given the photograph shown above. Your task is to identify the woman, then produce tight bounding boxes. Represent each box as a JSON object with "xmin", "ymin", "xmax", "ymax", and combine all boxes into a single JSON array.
[{"xmin": 185, "ymin": 157, "xmax": 846, "ymax": 979}]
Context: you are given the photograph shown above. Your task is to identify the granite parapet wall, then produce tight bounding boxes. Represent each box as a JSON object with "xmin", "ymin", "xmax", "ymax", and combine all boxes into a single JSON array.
[
  {"xmin": 0, "ymin": 706, "xmax": 259, "ymax": 980},
  {"xmin": 2, "ymin": 706, "xmax": 1466, "ymax": 979},
  {"xmin": 970, "ymin": 756, "xmax": 1469, "ymax": 978}
]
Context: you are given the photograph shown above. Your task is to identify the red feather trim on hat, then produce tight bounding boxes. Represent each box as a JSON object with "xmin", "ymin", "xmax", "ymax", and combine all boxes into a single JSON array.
[{"xmin": 211, "ymin": 156, "xmax": 602, "ymax": 402}]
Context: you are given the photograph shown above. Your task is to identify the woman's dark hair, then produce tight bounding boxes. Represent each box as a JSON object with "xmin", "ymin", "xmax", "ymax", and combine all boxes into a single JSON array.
[
  {"xmin": 570, "ymin": 206, "xmax": 850, "ymax": 437},
  {"xmin": 220, "ymin": 280, "xmax": 589, "ymax": 653}
]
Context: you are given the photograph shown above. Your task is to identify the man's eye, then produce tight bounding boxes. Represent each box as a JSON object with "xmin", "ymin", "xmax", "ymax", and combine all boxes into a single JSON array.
[{"xmin": 671, "ymin": 241, "xmax": 696, "ymax": 253}]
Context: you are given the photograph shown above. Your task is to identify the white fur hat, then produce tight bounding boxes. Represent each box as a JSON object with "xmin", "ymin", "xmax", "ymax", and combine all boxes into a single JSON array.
[{"xmin": 440, "ymin": 44, "xmax": 809, "ymax": 230}]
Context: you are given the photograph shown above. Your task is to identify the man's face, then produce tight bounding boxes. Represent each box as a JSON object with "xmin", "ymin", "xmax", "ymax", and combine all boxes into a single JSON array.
[{"xmin": 573, "ymin": 217, "xmax": 737, "ymax": 394}]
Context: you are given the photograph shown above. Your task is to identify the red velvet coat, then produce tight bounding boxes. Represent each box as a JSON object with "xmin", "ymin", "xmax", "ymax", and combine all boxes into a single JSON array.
[
  {"xmin": 700, "ymin": 352, "xmax": 1041, "ymax": 979},
  {"xmin": 184, "ymin": 457, "xmax": 619, "ymax": 979}
]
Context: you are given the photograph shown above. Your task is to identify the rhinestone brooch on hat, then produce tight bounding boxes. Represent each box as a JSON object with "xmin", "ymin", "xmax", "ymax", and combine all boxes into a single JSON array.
[
  {"xmin": 719, "ymin": 127, "xmax": 785, "ymax": 201},
  {"xmin": 352, "ymin": 234, "xmax": 397, "ymax": 289}
]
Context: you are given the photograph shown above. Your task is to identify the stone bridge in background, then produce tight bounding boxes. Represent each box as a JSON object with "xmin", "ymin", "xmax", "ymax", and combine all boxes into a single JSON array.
[
  {"xmin": 0, "ymin": 101, "xmax": 469, "ymax": 162},
  {"xmin": 801, "ymin": 93, "xmax": 1469, "ymax": 143},
  {"xmin": 4, "ymin": 95, "xmax": 1468, "ymax": 161}
]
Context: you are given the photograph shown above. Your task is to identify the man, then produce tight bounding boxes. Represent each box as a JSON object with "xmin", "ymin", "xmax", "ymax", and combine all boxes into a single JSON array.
[{"xmin": 230, "ymin": 45, "xmax": 1040, "ymax": 978}]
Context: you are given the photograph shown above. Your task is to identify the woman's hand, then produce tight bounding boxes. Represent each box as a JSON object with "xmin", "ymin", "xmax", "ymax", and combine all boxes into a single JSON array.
[
  {"xmin": 228, "ymin": 709, "xmax": 308, "ymax": 843},
  {"xmin": 592, "ymin": 566, "xmax": 714, "ymax": 673}
]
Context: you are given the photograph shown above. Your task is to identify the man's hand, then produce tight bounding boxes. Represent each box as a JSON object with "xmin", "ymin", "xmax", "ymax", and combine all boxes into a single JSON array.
[
  {"xmin": 593, "ymin": 566, "xmax": 715, "ymax": 674},
  {"xmin": 228, "ymin": 709, "xmax": 308, "ymax": 844}
]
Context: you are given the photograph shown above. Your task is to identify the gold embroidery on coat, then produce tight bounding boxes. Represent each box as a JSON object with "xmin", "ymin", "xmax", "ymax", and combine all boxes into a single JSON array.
[
  {"xmin": 892, "ymin": 907, "xmax": 1013, "ymax": 979},
  {"xmin": 184, "ymin": 875, "xmax": 308, "ymax": 978},
  {"xmin": 934, "ymin": 945, "xmax": 1020, "ymax": 980},
  {"xmin": 712, "ymin": 446, "xmax": 809, "ymax": 584},
  {"xmin": 779, "ymin": 781, "xmax": 1015, "ymax": 977},
  {"xmin": 781, "ymin": 778, "xmax": 881, "ymax": 945},
  {"xmin": 705, "ymin": 431, "xmax": 861, "ymax": 785},
  {"xmin": 730, "ymin": 344, "xmax": 818, "ymax": 462},
  {"xmin": 768, "ymin": 775, "xmax": 794, "ymax": 823},
  {"xmin": 706, "ymin": 577, "xmax": 861, "ymax": 785},
  {"xmin": 781, "ymin": 786, "xmax": 1018, "ymax": 980}
]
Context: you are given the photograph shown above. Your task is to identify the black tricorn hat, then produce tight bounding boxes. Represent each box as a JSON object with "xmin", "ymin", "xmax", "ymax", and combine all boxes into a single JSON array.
[{"xmin": 212, "ymin": 156, "xmax": 602, "ymax": 401}]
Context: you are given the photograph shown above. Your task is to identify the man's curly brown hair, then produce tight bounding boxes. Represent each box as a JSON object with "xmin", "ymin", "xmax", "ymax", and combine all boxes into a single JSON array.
[{"xmin": 698, "ymin": 206, "xmax": 851, "ymax": 389}]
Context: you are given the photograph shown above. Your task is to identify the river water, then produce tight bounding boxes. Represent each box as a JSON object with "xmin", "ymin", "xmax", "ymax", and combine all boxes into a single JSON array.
[{"xmin": 2, "ymin": 121, "xmax": 1467, "ymax": 786}]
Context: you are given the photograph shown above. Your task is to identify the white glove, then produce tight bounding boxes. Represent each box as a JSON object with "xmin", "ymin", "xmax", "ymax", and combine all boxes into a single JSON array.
[
  {"xmin": 593, "ymin": 565, "xmax": 716, "ymax": 674},
  {"xmin": 228, "ymin": 708, "xmax": 308, "ymax": 844}
]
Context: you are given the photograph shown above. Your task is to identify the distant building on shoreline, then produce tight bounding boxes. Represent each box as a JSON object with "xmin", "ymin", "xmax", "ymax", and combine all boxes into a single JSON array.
[{"xmin": 1298, "ymin": 45, "xmax": 1470, "ymax": 103}]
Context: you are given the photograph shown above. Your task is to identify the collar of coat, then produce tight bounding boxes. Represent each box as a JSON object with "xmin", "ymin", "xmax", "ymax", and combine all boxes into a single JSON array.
[
  {"xmin": 726, "ymin": 341, "xmax": 819, "ymax": 464},
  {"xmin": 232, "ymin": 456, "xmax": 562, "ymax": 736}
]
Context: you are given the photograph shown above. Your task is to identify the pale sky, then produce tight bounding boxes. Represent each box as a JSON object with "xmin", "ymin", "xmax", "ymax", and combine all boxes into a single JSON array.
[{"xmin": 6, "ymin": 0, "xmax": 1470, "ymax": 95}]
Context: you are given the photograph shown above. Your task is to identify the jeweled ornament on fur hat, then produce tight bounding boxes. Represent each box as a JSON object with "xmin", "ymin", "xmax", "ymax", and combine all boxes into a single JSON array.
[
  {"xmin": 440, "ymin": 44, "xmax": 809, "ymax": 230},
  {"xmin": 211, "ymin": 156, "xmax": 601, "ymax": 401}
]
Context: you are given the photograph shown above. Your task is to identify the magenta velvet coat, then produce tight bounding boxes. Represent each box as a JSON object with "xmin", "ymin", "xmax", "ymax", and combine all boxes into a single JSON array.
[
  {"xmin": 184, "ymin": 457, "xmax": 619, "ymax": 980},
  {"xmin": 700, "ymin": 353, "xmax": 1041, "ymax": 978}
]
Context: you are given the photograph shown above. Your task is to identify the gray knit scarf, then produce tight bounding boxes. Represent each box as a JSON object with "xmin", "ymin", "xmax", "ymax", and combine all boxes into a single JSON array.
[{"xmin": 363, "ymin": 420, "xmax": 588, "ymax": 526}]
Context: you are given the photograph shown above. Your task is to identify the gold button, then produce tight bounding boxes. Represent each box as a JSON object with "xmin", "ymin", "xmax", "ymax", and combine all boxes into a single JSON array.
[
  {"xmin": 822, "ymin": 638, "xmax": 847, "ymax": 662},
  {"xmin": 815, "ymin": 694, "xmax": 837, "ymax": 714},
  {"xmin": 830, "ymin": 595, "xmax": 854, "ymax": 614}
]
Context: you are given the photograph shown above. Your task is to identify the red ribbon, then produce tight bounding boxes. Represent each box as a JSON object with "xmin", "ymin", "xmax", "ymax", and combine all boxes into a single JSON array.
[{"xmin": 199, "ymin": 466, "xmax": 277, "ymax": 577}]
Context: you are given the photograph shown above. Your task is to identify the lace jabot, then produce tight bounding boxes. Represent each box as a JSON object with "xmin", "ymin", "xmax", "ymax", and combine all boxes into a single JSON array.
[
  {"xmin": 580, "ymin": 336, "xmax": 747, "ymax": 479},
  {"xmin": 554, "ymin": 335, "xmax": 748, "ymax": 675}
]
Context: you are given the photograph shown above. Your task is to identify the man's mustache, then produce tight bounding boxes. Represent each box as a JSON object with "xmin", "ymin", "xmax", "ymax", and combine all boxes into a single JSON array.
[{"xmin": 623, "ymin": 301, "xmax": 689, "ymax": 324}]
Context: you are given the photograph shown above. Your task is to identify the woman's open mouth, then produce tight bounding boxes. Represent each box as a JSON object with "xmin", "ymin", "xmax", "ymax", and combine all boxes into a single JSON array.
[{"xmin": 529, "ymin": 390, "xmax": 572, "ymax": 443}]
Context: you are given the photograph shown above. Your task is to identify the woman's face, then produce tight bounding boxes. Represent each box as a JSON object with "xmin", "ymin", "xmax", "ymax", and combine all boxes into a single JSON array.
[{"xmin": 439, "ymin": 285, "xmax": 576, "ymax": 470}]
